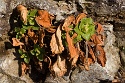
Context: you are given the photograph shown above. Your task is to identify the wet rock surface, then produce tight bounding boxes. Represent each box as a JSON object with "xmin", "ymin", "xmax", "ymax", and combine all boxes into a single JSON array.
[{"xmin": 0, "ymin": 0, "xmax": 124, "ymax": 83}]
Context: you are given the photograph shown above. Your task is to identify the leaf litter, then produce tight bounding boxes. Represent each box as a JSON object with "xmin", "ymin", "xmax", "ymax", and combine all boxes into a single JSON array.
[
  {"xmin": 16, "ymin": 5, "xmax": 28, "ymax": 24},
  {"xmin": 11, "ymin": 5, "xmax": 106, "ymax": 77},
  {"xmin": 51, "ymin": 55, "xmax": 67, "ymax": 77},
  {"xmin": 50, "ymin": 25, "xmax": 64, "ymax": 54}
]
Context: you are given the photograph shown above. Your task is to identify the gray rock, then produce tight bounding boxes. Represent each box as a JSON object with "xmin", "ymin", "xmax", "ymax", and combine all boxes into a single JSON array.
[
  {"xmin": 0, "ymin": 49, "xmax": 33, "ymax": 83},
  {"xmin": 0, "ymin": 35, "xmax": 33, "ymax": 83},
  {"xmin": 0, "ymin": 0, "xmax": 6, "ymax": 14},
  {"xmin": 103, "ymin": 25, "xmax": 120, "ymax": 79},
  {"xmin": 0, "ymin": 0, "xmax": 122, "ymax": 83},
  {"xmin": 77, "ymin": 0, "xmax": 124, "ymax": 16},
  {"xmin": 71, "ymin": 64, "xmax": 110, "ymax": 83},
  {"xmin": 0, "ymin": 70, "xmax": 25, "ymax": 83}
]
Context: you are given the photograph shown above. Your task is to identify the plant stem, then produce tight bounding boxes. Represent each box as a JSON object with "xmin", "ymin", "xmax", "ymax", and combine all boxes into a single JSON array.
[{"xmin": 85, "ymin": 41, "xmax": 88, "ymax": 63}]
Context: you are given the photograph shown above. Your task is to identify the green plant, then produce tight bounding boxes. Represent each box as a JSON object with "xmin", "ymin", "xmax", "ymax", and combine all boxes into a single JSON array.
[
  {"xmin": 73, "ymin": 17, "xmax": 95, "ymax": 65},
  {"xmin": 18, "ymin": 49, "xmax": 30, "ymax": 63},
  {"xmin": 14, "ymin": 9, "xmax": 43, "ymax": 63},
  {"xmin": 30, "ymin": 44, "xmax": 45, "ymax": 61},
  {"xmin": 74, "ymin": 17, "xmax": 95, "ymax": 42},
  {"xmin": 14, "ymin": 9, "xmax": 39, "ymax": 39},
  {"xmin": 12, "ymin": 5, "xmax": 106, "ymax": 76}
]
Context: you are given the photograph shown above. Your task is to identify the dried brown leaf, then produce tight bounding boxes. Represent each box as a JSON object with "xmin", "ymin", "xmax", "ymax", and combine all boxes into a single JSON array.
[
  {"xmin": 98, "ymin": 35, "xmax": 104, "ymax": 45},
  {"xmin": 84, "ymin": 58, "xmax": 93, "ymax": 70},
  {"xmin": 38, "ymin": 61, "xmax": 43, "ymax": 70},
  {"xmin": 12, "ymin": 38, "xmax": 24, "ymax": 46},
  {"xmin": 38, "ymin": 28, "xmax": 45, "ymax": 47},
  {"xmin": 44, "ymin": 56, "xmax": 52, "ymax": 68},
  {"xmin": 96, "ymin": 45, "xmax": 106, "ymax": 67},
  {"xmin": 96, "ymin": 23, "xmax": 104, "ymax": 35},
  {"xmin": 112, "ymin": 79, "xmax": 121, "ymax": 83},
  {"xmin": 71, "ymin": 33, "xmax": 78, "ymax": 39},
  {"xmin": 50, "ymin": 26, "xmax": 64, "ymax": 54},
  {"xmin": 87, "ymin": 41, "xmax": 95, "ymax": 47},
  {"xmin": 62, "ymin": 15, "xmax": 75, "ymax": 31},
  {"xmin": 27, "ymin": 29, "xmax": 38, "ymax": 44},
  {"xmin": 35, "ymin": 10, "xmax": 52, "ymax": 28},
  {"xmin": 28, "ymin": 29, "xmax": 34, "ymax": 37},
  {"xmin": 88, "ymin": 45, "xmax": 96, "ymax": 61},
  {"xmin": 46, "ymin": 28, "xmax": 56, "ymax": 33},
  {"xmin": 76, "ymin": 42, "xmax": 85, "ymax": 64},
  {"xmin": 78, "ymin": 49, "xmax": 92, "ymax": 71},
  {"xmin": 95, "ymin": 23, "xmax": 105, "ymax": 45},
  {"xmin": 21, "ymin": 62, "xmax": 29, "ymax": 75},
  {"xmin": 16, "ymin": 5, "xmax": 28, "ymax": 24},
  {"xmin": 51, "ymin": 55, "xmax": 67, "ymax": 77},
  {"xmin": 79, "ymin": 44, "xmax": 93, "ymax": 71},
  {"xmin": 25, "ymin": 35, "xmax": 28, "ymax": 45},
  {"xmin": 66, "ymin": 32, "xmax": 79, "ymax": 66},
  {"xmin": 75, "ymin": 13, "xmax": 86, "ymax": 24},
  {"xmin": 32, "ymin": 35, "xmax": 38, "ymax": 44},
  {"xmin": 63, "ymin": 16, "xmax": 79, "ymax": 66},
  {"xmin": 91, "ymin": 34, "xmax": 103, "ymax": 45},
  {"xmin": 79, "ymin": 50, "xmax": 85, "ymax": 64},
  {"xmin": 62, "ymin": 16, "xmax": 78, "ymax": 66}
]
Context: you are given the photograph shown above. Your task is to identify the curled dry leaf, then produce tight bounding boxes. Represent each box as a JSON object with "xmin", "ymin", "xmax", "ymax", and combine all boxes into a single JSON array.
[
  {"xmin": 87, "ymin": 41, "xmax": 95, "ymax": 47},
  {"xmin": 66, "ymin": 32, "xmax": 79, "ymax": 66},
  {"xmin": 76, "ymin": 42, "xmax": 85, "ymax": 62},
  {"xmin": 91, "ymin": 34, "xmax": 103, "ymax": 45},
  {"xmin": 71, "ymin": 33, "xmax": 78, "ymax": 39},
  {"xmin": 16, "ymin": 5, "xmax": 28, "ymax": 24},
  {"xmin": 95, "ymin": 23, "xmax": 105, "ymax": 45},
  {"xmin": 75, "ymin": 13, "xmax": 86, "ymax": 24},
  {"xmin": 45, "ymin": 28, "xmax": 56, "ymax": 33},
  {"xmin": 77, "ymin": 45, "xmax": 93, "ymax": 70},
  {"xmin": 38, "ymin": 61, "xmax": 43, "ymax": 70},
  {"xmin": 25, "ymin": 35, "xmax": 28, "ymax": 45},
  {"xmin": 42, "ymin": 26, "xmax": 56, "ymax": 33},
  {"xmin": 51, "ymin": 55, "xmax": 67, "ymax": 77},
  {"xmin": 28, "ymin": 29, "xmax": 38, "ymax": 44},
  {"xmin": 12, "ymin": 38, "xmax": 24, "ymax": 46},
  {"xmin": 89, "ymin": 23, "xmax": 106, "ymax": 67},
  {"xmin": 63, "ymin": 16, "xmax": 79, "ymax": 66},
  {"xmin": 98, "ymin": 34, "xmax": 104, "ymax": 45},
  {"xmin": 44, "ymin": 56, "xmax": 52, "ymax": 68},
  {"xmin": 35, "ymin": 10, "xmax": 52, "ymax": 28},
  {"xmin": 96, "ymin": 23, "xmax": 104, "ymax": 35},
  {"xmin": 50, "ymin": 26, "xmax": 64, "ymax": 54},
  {"xmin": 21, "ymin": 62, "xmax": 29, "ymax": 75},
  {"xmin": 88, "ymin": 45, "xmax": 96, "ymax": 61},
  {"xmin": 96, "ymin": 45, "xmax": 106, "ymax": 67},
  {"xmin": 62, "ymin": 15, "xmax": 75, "ymax": 31},
  {"xmin": 84, "ymin": 58, "xmax": 93, "ymax": 70},
  {"xmin": 77, "ymin": 41, "xmax": 95, "ymax": 70},
  {"xmin": 28, "ymin": 29, "xmax": 34, "ymax": 37},
  {"xmin": 38, "ymin": 28, "xmax": 45, "ymax": 47},
  {"xmin": 78, "ymin": 49, "xmax": 85, "ymax": 64}
]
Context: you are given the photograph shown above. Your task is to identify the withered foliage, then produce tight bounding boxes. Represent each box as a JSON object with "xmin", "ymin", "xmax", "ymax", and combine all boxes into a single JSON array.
[
  {"xmin": 11, "ymin": 5, "xmax": 106, "ymax": 76},
  {"xmin": 16, "ymin": 5, "xmax": 28, "ymax": 24},
  {"xmin": 35, "ymin": 10, "xmax": 52, "ymax": 28},
  {"xmin": 50, "ymin": 26, "xmax": 64, "ymax": 54},
  {"xmin": 51, "ymin": 55, "xmax": 67, "ymax": 76}
]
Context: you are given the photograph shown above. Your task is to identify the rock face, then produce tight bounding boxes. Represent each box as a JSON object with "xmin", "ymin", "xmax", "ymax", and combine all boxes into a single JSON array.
[
  {"xmin": 0, "ymin": 35, "xmax": 33, "ymax": 83},
  {"xmin": 0, "ymin": 0, "xmax": 123, "ymax": 83}
]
